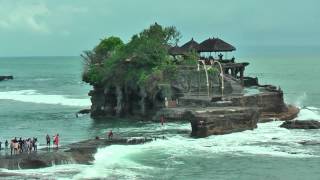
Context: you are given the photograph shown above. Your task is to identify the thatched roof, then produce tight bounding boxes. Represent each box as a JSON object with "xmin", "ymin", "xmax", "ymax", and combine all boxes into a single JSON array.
[
  {"xmin": 180, "ymin": 38, "xmax": 199, "ymax": 52},
  {"xmin": 168, "ymin": 45, "xmax": 184, "ymax": 56},
  {"xmin": 198, "ymin": 38, "xmax": 236, "ymax": 52}
]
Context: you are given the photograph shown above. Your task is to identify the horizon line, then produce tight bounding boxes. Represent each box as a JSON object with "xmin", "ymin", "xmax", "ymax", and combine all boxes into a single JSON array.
[{"xmin": 0, "ymin": 55, "xmax": 81, "ymax": 58}]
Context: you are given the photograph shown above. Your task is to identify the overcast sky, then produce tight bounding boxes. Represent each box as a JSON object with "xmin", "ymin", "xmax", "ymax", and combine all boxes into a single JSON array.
[{"xmin": 0, "ymin": 0, "xmax": 319, "ymax": 57}]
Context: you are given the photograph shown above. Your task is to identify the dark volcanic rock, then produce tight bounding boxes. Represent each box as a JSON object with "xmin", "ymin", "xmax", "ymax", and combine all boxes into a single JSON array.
[
  {"xmin": 190, "ymin": 107, "xmax": 260, "ymax": 137},
  {"xmin": 0, "ymin": 76, "xmax": 13, "ymax": 81},
  {"xmin": 0, "ymin": 151, "xmax": 71, "ymax": 170},
  {"xmin": 77, "ymin": 108, "xmax": 91, "ymax": 114},
  {"xmin": 261, "ymin": 105, "xmax": 300, "ymax": 121},
  {"xmin": 231, "ymin": 91, "xmax": 286, "ymax": 114},
  {"xmin": 280, "ymin": 120, "xmax": 320, "ymax": 129},
  {"xmin": 153, "ymin": 107, "xmax": 260, "ymax": 138}
]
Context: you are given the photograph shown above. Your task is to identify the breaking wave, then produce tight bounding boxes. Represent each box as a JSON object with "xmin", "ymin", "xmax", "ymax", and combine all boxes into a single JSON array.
[{"xmin": 0, "ymin": 90, "xmax": 90, "ymax": 107}]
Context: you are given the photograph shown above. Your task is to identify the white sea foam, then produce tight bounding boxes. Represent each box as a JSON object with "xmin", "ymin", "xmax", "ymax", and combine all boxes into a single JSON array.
[
  {"xmin": 33, "ymin": 78, "xmax": 54, "ymax": 82},
  {"xmin": 74, "ymin": 122, "xmax": 320, "ymax": 179},
  {"xmin": 296, "ymin": 108, "xmax": 320, "ymax": 120},
  {"xmin": 0, "ymin": 90, "xmax": 90, "ymax": 107}
]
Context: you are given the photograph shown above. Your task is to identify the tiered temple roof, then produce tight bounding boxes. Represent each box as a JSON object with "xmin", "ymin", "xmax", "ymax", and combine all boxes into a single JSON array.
[
  {"xmin": 180, "ymin": 38, "xmax": 199, "ymax": 52},
  {"xmin": 197, "ymin": 38, "xmax": 236, "ymax": 52},
  {"xmin": 168, "ymin": 37, "xmax": 236, "ymax": 56}
]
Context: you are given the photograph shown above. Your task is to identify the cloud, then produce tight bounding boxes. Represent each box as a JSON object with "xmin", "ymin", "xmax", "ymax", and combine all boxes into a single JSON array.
[{"xmin": 0, "ymin": 1, "xmax": 50, "ymax": 33}]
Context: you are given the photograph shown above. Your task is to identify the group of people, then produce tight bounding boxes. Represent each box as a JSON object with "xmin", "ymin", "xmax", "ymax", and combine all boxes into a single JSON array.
[
  {"xmin": 0, "ymin": 134, "xmax": 60, "ymax": 156},
  {"xmin": 0, "ymin": 137, "xmax": 39, "ymax": 155}
]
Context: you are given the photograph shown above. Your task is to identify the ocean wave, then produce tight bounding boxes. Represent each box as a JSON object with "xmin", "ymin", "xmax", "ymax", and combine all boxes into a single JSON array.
[
  {"xmin": 73, "ymin": 121, "xmax": 320, "ymax": 179},
  {"xmin": 296, "ymin": 107, "xmax": 320, "ymax": 120},
  {"xmin": 1, "ymin": 104, "xmax": 320, "ymax": 179},
  {"xmin": 0, "ymin": 90, "xmax": 90, "ymax": 107},
  {"xmin": 1, "ymin": 120, "xmax": 320, "ymax": 179}
]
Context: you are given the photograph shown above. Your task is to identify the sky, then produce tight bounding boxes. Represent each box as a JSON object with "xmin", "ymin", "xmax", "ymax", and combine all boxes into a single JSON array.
[{"xmin": 0, "ymin": 0, "xmax": 319, "ymax": 57}]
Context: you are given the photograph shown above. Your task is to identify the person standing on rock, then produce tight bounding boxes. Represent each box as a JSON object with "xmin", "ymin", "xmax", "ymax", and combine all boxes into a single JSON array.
[
  {"xmin": 33, "ymin": 137, "xmax": 38, "ymax": 151},
  {"xmin": 160, "ymin": 116, "xmax": 165, "ymax": 126},
  {"xmin": 108, "ymin": 130, "xmax": 113, "ymax": 140},
  {"xmin": 54, "ymin": 134, "xmax": 59, "ymax": 149},
  {"xmin": 46, "ymin": 134, "xmax": 51, "ymax": 148},
  {"xmin": 10, "ymin": 140, "xmax": 14, "ymax": 155},
  {"xmin": 5, "ymin": 140, "xmax": 8, "ymax": 149}
]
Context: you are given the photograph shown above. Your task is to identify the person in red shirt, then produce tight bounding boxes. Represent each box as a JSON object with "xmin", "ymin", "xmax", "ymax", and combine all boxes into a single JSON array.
[
  {"xmin": 53, "ymin": 134, "xmax": 59, "ymax": 149},
  {"xmin": 108, "ymin": 130, "xmax": 113, "ymax": 140}
]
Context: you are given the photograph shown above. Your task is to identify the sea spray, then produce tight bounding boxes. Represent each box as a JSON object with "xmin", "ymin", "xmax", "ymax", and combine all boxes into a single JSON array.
[{"xmin": 296, "ymin": 107, "xmax": 320, "ymax": 120}]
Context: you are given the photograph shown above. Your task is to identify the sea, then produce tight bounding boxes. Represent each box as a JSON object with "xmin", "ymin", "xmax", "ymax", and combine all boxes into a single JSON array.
[{"xmin": 0, "ymin": 48, "xmax": 320, "ymax": 180}]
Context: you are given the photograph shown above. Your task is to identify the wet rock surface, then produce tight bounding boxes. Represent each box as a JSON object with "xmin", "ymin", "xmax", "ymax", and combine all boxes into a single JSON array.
[
  {"xmin": 280, "ymin": 120, "xmax": 320, "ymax": 129},
  {"xmin": 155, "ymin": 107, "xmax": 260, "ymax": 137},
  {"xmin": 0, "ymin": 137, "xmax": 152, "ymax": 170}
]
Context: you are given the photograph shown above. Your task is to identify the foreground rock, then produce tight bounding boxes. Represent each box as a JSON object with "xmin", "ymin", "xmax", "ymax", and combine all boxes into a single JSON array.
[
  {"xmin": 280, "ymin": 120, "xmax": 320, "ymax": 129},
  {"xmin": 0, "ymin": 76, "xmax": 13, "ymax": 81},
  {"xmin": 0, "ymin": 137, "xmax": 152, "ymax": 170},
  {"xmin": 190, "ymin": 107, "xmax": 259, "ymax": 137},
  {"xmin": 155, "ymin": 107, "xmax": 259, "ymax": 138}
]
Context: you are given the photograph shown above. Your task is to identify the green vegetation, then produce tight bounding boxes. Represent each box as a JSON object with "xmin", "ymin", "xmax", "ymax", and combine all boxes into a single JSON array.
[{"xmin": 82, "ymin": 23, "xmax": 181, "ymax": 88}]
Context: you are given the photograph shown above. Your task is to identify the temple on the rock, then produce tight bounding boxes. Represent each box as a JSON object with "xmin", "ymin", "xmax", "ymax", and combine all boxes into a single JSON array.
[
  {"xmin": 168, "ymin": 37, "xmax": 249, "ymax": 99},
  {"xmin": 87, "ymin": 35, "xmax": 299, "ymax": 138}
]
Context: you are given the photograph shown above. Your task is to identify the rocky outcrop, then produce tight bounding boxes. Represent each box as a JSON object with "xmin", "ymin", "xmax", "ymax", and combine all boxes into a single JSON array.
[
  {"xmin": 189, "ymin": 107, "xmax": 260, "ymax": 137},
  {"xmin": 261, "ymin": 105, "xmax": 299, "ymax": 121},
  {"xmin": 0, "ymin": 76, "xmax": 13, "ymax": 81},
  {"xmin": 230, "ymin": 90, "xmax": 286, "ymax": 113},
  {"xmin": 0, "ymin": 137, "xmax": 152, "ymax": 170},
  {"xmin": 154, "ymin": 107, "xmax": 259, "ymax": 137},
  {"xmin": 280, "ymin": 120, "xmax": 320, "ymax": 129},
  {"xmin": 88, "ymin": 66, "xmax": 241, "ymax": 119}
]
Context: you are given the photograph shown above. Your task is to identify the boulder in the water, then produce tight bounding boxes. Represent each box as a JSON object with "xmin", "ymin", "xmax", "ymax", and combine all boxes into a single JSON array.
[
  {"xmin": 298, "ymin": 141, "xmax": 320, "ymax": 146},
  {"xmin": 280, "ymin": 120, "xmax": 320, "ymax": 129},
  {"xmin": 0, "ymin": 76, "xmax": 13, "ymax": 81},
  {"xmin": 77, "ymin": 109, "xmax": 91, "ymax": 114}
]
